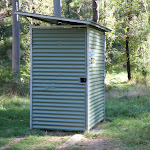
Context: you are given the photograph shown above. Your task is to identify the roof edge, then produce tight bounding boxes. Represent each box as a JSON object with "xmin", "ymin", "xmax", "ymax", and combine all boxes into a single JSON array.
[{"xmin": 15, "ymin": 11, "xmax": 112, "ymax": 32}]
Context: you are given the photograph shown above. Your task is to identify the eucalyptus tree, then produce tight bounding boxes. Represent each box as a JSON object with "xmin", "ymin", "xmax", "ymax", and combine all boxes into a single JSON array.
[
  {"xmin": 62, "ymin": 0, "xmax": 93, "ymax": 20},
  {"xmin": 53, "ymin": 0, "xmax": 61, "ymax": 17},
  {"xmin": 93, "ymin": 0, "xmax": 99, "ymax": 22},
  {"xmin": 105, "ymin": 0, "xmax": 150, "ymax": 80},
  {"xmin": 12, "ymin": 0, "xmax": 20, "ymax": 74}
]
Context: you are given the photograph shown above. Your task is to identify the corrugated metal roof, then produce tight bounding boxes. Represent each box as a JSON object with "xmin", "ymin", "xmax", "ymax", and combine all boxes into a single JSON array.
[{"xmin": 15, "ymin": 11, "xmax": 111, "ymax": 32}]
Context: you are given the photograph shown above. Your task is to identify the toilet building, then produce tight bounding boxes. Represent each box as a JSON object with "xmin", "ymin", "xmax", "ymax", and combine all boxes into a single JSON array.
[{"xmin": 16, "ymin": 12, "xmax": 111, "ymax": 131}]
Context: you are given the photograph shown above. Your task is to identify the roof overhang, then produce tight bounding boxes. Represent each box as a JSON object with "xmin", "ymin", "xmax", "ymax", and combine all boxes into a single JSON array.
[{"xmin": 15, "ymin": 11, "xmax": 112, "ymax": 32}]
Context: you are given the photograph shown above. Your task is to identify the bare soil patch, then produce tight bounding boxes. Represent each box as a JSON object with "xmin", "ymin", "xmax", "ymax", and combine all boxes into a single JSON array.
[
  {"xmin": 68, "ymin": 136, "xmax": 117, "ymax": 150},
  {"xmin": 56, "ymin": 133, "xmax": 120, "ymax": 150},
  {"xmin": 56, "ymin": 134, "xmax": 83, "ymax": 150},
  {"xmin": 0, "ymin": 137, "xmax": 25, "ymax": 150}
]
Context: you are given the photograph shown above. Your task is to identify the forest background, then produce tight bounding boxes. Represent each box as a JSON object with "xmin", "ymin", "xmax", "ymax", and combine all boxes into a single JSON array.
[{"xmin": 0, "ymin": 0, "xmax": 150, "ymax": 95}]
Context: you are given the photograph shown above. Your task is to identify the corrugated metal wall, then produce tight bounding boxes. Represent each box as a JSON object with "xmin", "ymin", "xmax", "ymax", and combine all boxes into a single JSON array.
[
  {"xmin": 88, "ymin": 28, "xmax": 105, "ymax": 129},
  {"xmin": 31, "ymin": 28, "xmax": 87, "ymax": 131}
]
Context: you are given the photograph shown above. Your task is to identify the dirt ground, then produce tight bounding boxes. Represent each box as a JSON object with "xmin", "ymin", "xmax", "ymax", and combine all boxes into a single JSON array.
[
  {"xmin": 68, "ymin": 136, "xmax": 117, "ymax": 150},
  {"xmin": 56, "ymin": 133, "xmax": 122, "ymax": 150}
]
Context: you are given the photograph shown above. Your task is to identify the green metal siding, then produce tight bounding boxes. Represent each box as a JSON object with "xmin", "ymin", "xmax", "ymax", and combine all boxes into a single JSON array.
[
  {"xmin": 88, "ymin": 28, "xmax": 105, "ymax": 129},
  {"xmin": 31, "ymin": 28, "xmax": 87, "ymax": 131}
]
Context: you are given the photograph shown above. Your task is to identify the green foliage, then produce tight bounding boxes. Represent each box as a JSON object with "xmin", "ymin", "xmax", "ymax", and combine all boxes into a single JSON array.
[
  {"xmin": 1, "ymin": 0, "xmax": 149, "ymax": 84},
  {"xmin": 0, "ymin": 58, "xmax": 30, "ymax": 96},
  {"xmin": 21, "ymin": 0, "xmax": 53, "ymax": 15},
  {"xmin": 0, "ymin": 1, "xmax": 31, "ymax": 95},
  {"xmin": 62, "ymin": 0, "xmax": 93, "ymax": 20},
  {"xmin": 105, "ymin": 0, "xmax": 150, "ymax": 82},
  {"xmin": 0, "ymin": 13, "xmax": 12, "ymax": 57}
]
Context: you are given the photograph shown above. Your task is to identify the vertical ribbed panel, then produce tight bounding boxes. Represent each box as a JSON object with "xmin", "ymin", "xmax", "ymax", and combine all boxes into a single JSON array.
[
  {"xmin": 31, "ymin": 28, "xmax": 86, "ymax": 131},
  {"xmin": 88, "ymin": 28, "xmax": 105, "ymax": 129}
]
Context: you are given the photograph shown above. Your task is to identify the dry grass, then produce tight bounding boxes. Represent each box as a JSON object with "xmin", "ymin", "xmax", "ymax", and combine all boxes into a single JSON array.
[
  {"xmin": 105, "ymin": 72, "xmax": 150, "ymax": 98},
  {"xmin": 106, "ymin": 85, "xmax": 150, "ymax": 98}
]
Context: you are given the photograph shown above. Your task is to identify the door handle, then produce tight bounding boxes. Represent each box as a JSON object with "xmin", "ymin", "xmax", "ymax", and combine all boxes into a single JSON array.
[{"xmin": 80, "ymin": 78, "xmax": 86, "ymax": 83}]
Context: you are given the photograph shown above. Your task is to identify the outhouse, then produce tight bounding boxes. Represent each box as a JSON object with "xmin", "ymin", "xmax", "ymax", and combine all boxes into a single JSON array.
[{"xmin": 16, "ymin": 12, "xmax": 111, "ymax": 131}]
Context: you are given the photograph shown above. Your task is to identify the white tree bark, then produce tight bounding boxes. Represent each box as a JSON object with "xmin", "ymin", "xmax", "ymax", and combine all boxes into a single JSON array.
[
  {"xmin": 4, "ymin": 0, "xmax": 8, "ymax": 8},
  {"xmin": 12, "ymin": 0, "xmax": 20, "ymax": 74},
  {"xmin": 53, "ymin": 0, "xmax": 61, "ymax": 17}
]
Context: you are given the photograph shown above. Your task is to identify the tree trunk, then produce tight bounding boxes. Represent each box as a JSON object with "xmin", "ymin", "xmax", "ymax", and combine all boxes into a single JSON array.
[
  {"xmin": 53, "ymin": 0, "xmax": 61, "ymax": 17},
  {"xmin": 104, "ymin": 0, "xmax": 106, "ymax": 26},
  {"xmin": 93, "ymin": 0, "xmax": 99, "ymax": 23},
  {"xmin": 126, "ymin": 0, "xmax": 131, "ymax": 81},
  {"xmin": 67, "ymin": 2, "xmax": 70, "ymax": 17},
  {"xmin": 4, "ymin": 0, "xmax": 8, "ymax": 8},
  {"xmin": 126, "ymin": 36, "xmax": 131, "ymax": 80},
  {"xmin": 12, "ymin": 0, "xmax": 20, "ymax": 74}
]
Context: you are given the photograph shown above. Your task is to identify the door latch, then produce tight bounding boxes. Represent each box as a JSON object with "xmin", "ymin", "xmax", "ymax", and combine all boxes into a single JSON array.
[{"xmin": 80, "ymin": 78, "xmax": 86, "ymax": 83}]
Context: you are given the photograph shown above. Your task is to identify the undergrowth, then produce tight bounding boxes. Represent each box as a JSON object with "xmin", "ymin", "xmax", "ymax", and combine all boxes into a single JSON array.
[
  {"xmin": 103, "ymin": 95, "xmax": 150, "ymax": 149},
  {"xmin": 0, "ymin": 58, "xmax": 30, "ymax": 96}
]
